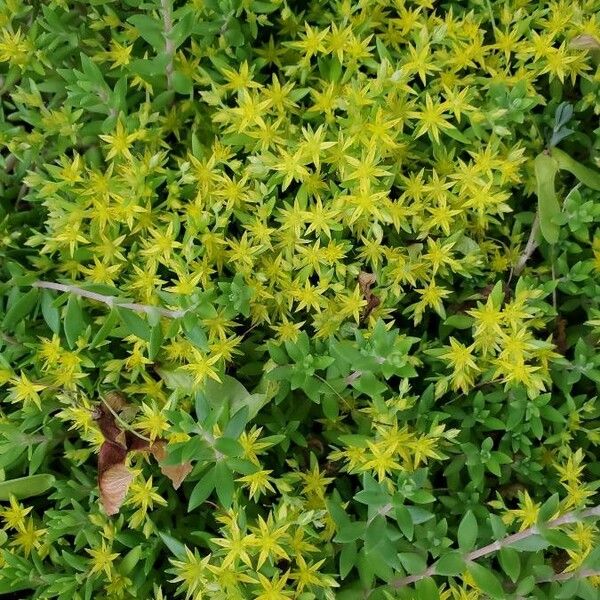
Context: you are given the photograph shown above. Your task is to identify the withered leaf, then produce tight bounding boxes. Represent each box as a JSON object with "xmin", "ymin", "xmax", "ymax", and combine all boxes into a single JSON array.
[
  {"xmin": 358, "ymin": 271, "xmax": 376, "ymax": 292},
  {"xmin": 95, "ymin": 403, "xmax": 127, "ymax": 449},
  {"xmin": 126, "ymin": 437, "xmax": 192, "ymax": 489},
  {"xmin": 98, "ymin": 439, "xmax": 128, "ymax": 475},
  {"xmin": 98, "ymin": 441, "xmax": 131, "ymax": 516},
  {"xmin": 149, "ymin": 440, "xmax": 193, "ymax": 490},
  {"xmin": 103, "ymin": 390, "xmax": 128, "ymax": 411},
  {"xmin": 358, "ymin": 271, "xmax": 380, "ymax": 322},
  {"xmin": 93, "ymin": 392, "xmax": 192, "ymax": 515},
  {"xmin": 570, "ymin": 34, "xmax": 600, "ymax": 51},
  {"xmin": 100, "ymin": 462, "xmax": 134, "ymax": 516}
]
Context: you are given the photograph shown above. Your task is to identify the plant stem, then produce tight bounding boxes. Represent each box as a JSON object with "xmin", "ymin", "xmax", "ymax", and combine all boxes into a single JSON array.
[
  {"xmin": 1, "ymin": 332, "xmax": 22, "ymax": 346},
  {"xmin": 513, "ymin": 212, "xmax": 540, "ymax": 277},
  {"xmin": 33, "ymin": 280, "xmax": 188, "ymax": 319},
  {"xmin": 160, "ymin": 0, "xmax": 174, "ymax": 91},
  {"xmin": 551, "ymin": 245, "xmax": 557, "ymax": 311},
  {"xmin": 391, "ymin": 504, "xmax": 600, "ymax": 588},
  {"xmin": 345, "ymin": 370, "xmax": 363, "ymax": 385}
]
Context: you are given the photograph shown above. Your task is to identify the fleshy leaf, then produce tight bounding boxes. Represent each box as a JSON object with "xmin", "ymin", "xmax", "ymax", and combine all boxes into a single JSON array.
[
  {"xmin": 553, "ymin": 147, "xmax": 600, "ymax": 191},
  {"xmin": 535, "ymin": 152, "xmax": 560, "ymax": 244}
]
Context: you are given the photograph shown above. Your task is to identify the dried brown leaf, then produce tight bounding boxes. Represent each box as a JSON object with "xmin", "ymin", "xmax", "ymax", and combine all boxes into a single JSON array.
[
  {"xmin": 98, "ymin": 440, "xmax": 127, "ymax": 474},
  {"xmin": 126, "ymin": 432, "xmax": 151, "ymax": 451},
  {"xmin": 358, "ymin": 271, "xmax": 376, "ymax": 292},
  {"xmin": 358, "ymin": 271, "xmax": 380, "ymax": 321},
  {"xmin": 95, "ymin": 403, "xmax": 127, "ymax": 448},
  {"xmin": 100, "ymin": 463, "xmax": 134, "ymax": 516},
  {"xmin": 98, "ymin": 441, "xmax": 131, "ymax": 515},
  {"xmin": 93, "ymin": 393, "xmax": 192, "ymax": 515},
  {"xmin": 104, "ymin": 390, "xmax": 128, "ymax": 412},
  {"xmin": 570, "ymin": 34, "xmax": 600, "ymax": 50},
  {"xmin": 149, "ymin": 440, "xmax": 192, "ymax": 490}
]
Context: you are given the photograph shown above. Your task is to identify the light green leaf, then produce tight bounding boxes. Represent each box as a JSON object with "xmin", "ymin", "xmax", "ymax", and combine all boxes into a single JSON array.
[
  {"xmin": 498, "ymin": 547, "xmax": 520, "ymax": 582},
  {"xmin": 3, "ymin": 288, "xmax": 39, "ymax": 330},
  {"xmin": 553, "ymin": 147, "xmax": 600, "ymax": 190},
  {"xmin": 41, "ymin": 289, "xmax": 60, "ymax": 334},
  {"xmin": 91, "ymin": 308, "xmax": 119, "ymax": 348},
  {"xmin": 457, "ymin": 510, "xmax": 478, "ymax": 551},
  {"xmin": 64, "ymin": 295, "xmax": 86, "ymax": 348},
  {"xmin": 467, "ymin": 563, "xmax": 505, "ymax": 599},
  {"xmin": 0, "ymin": 474, "xmax": 55, "ymax": 500},
  {"xmin": 535, "ymin": 152, "xmax": 560, "ymax": 244}
]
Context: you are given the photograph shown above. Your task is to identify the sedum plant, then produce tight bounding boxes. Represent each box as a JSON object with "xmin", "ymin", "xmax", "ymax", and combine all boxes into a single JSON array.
[{"xmin": 1, "ymin": 0, "xmax": 600, "ymax": 598}]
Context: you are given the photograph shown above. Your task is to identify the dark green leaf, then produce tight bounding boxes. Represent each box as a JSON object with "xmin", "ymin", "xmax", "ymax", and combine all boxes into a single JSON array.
[
  {"xmin": 214, "ymin": 437, "xmax": 243, "ymax": 457},
  {"xmin": 128, "ymin": 15, "xmax": 163, "ymax": 49},
  {"xmin": 188, "ymin": 467, "xmax": 216, "ymax": 511},
  {"xmin": 539, "ymin": 527, "xmax": 579, "ymax": 551},
  {"xmin": 148, "ymin": 323, "xmax": 163, "ymax": 360},
  {"xmin": 415, "ymin": 577, "xmax": 439, "ymax": 600},
  {"xmin": 158, "ymin": 532, "xmax": 186, "ymax": 559},
  {"xmin": 553, "ymin": 147, "xmax": 600, "ymax": 190},
  {"xmin": 335, "ymin": 521, "xmax": 366, "ymax": 543},
  {"xmin": 322, "ymin": 393, "xmax": 339, "ymax": 420},
  {"xmin": 509, "ymin": 534, "xmax": 550, "ymax": 551},
  {"xmin": 214, "ymin": 460, "xmax": 234, "ymax": 507},
  {"xmin": 3, "ymin": 288, "xmax": 39, "ymax": 330},
  {"xmin": 339, "ymin": 541, "xmax": 357, "ymax": 579},
  {"xmin": 223, "ymin": 405, "xmax": 249, "ymax": 439},
  {"xmin": 434, "ymin": 551, "xmax": 465, "ymax": 576},
  {"xmin": 365, "ymin": 515, "xmax": 387, "ymax": 551},
  {"xmin": 120, "ymin": 547, "xmax": 143, "ymax": 575},
  {"xmin": 41, "ymin": 289, "xmax": 60, "ymax": 333},
  {"xmin": 395, "ymin": 504, "xmax": 414, "ymax": 541},
  {"xmin": 398, "ymin": 552, "xmax": 427, "ymax": 574},
  {"xmin": 64, "ymin": 295, "xmax": 86, "ymax": 348}
]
